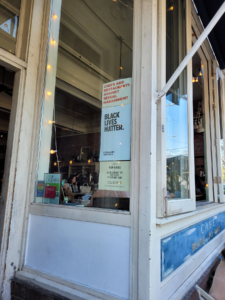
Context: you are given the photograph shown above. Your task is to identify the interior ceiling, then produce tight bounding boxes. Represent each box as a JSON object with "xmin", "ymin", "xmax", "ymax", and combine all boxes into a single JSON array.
[
  {"xmin": 193, "ymin": 0, "xmax": 225, "ymax": 70},
  {"xmin": 192, "ymin": 52, "xmax": 202, "ymax": 102},
  {"xmin": 55, "ymin": 88, "xmax": 100, "ymax": 116},
  {"xmin": 79, "ymin": 0, "xmax": 133, "ymax": 46}
]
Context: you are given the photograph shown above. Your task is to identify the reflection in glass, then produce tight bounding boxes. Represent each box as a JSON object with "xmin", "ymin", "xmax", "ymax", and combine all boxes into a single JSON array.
[
  {"xmin": 166, "ymin": 0, "xmax": 189, "ymax": 199},
  {"xmin": 0, "ymin": 4, "xmax": 20, "ymax": 53},
  {"xmin": 36, "ymin": 0, "xmax": 133, "ymax": 211}
]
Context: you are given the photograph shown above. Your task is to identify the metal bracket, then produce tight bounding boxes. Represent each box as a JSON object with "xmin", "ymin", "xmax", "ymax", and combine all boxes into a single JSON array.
[{"xmin": 155, "ymin": 90, "xmax": 166, "ymax": 103}]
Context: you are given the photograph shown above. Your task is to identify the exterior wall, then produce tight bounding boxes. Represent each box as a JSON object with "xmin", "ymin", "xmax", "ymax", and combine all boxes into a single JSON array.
[
  {"xmin": 0, "ymin": 0, "xmax": 225, "ymax": 300},
  {"xmin": 25, "ymin": 215, "xmax": 130, "ymax": 299}
]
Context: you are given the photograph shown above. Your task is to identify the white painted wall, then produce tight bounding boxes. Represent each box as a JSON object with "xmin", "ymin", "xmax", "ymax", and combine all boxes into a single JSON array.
[{"xmin": 25, "ymin": 214, "xmax": 130, "ymax": 300}]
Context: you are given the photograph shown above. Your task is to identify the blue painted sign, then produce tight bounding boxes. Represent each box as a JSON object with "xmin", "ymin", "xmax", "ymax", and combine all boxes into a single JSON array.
[{"xmin": 161, "ymin": 212, "xmax": 225, "ymax": 281}]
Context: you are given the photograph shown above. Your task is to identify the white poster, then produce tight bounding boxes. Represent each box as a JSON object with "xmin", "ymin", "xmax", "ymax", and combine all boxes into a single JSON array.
[
  {"xmin": 99, "ymin": 161, "xmax": 130, "ymax": 192},
  {"xmin": 99, "ymin": 103, "xmax": 131, "ymax": 161},
  {"xmin": 102, "ymin": 78, "xmax": 132, "ymax": 108}
]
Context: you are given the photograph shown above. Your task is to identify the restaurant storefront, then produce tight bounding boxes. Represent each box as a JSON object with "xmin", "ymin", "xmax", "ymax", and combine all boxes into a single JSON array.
[{"xmin": 0, "ymin": 0, "xmax": 225, "ymax": 299}]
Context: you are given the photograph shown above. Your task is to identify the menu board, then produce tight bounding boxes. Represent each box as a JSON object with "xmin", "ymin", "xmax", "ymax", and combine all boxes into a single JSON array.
[
  {"xmin": 43, "ymin": 173, "xmax": 61, "ymax": 204},
  {"xmin": 98, "ymin": 161, "xmax": 130, "ymax": 192},
  {"xmin": 99, "ymin": 104, "xmax": 132, "ymax": 161},
  {"xmin": 102, "ymin": 78, "xmax": 132, "ymax": 108}
]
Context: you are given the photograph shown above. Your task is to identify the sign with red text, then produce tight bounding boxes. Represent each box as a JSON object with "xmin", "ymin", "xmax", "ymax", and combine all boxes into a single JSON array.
[{"xmin": 102, "ymin": 78, "xmax": 132, "ymax": 108}]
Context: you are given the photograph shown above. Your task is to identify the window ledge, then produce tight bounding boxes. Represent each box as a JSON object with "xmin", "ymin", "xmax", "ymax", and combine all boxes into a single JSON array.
[
  {"xmin": 156, "ymin": 202, "xmax": 225, "ymax": 226},
  {"xmin": 30, "ymin": 203, "xmax": 131, "ymax": 227}
]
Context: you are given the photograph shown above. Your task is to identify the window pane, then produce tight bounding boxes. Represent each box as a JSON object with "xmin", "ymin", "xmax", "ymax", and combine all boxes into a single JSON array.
[
  {"xmin": 0, "ymin": 2, "xmax": 20, "ymax": 54},
  {"xmin": 35, "ymin": 0, "xmax": 133, "ymax": 211},
  {"xmin": 166, "ymin": 0, "xmax": 189, "ymax": 199}
]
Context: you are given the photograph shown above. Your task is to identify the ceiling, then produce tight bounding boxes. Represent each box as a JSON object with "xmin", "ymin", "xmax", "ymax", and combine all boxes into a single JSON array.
[{"xmin": 193, "ymin": 0, "xmax": 225, "ymax": 70}]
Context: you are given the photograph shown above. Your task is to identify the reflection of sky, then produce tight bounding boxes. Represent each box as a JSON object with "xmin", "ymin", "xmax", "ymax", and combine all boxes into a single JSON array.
[
  {"xmin": 166, "ymin": 92, "xmax": 188, "ymax": 158},
  {"xmin": 0, "ymin": 16, "xmax": 18, "ymax": 38}
]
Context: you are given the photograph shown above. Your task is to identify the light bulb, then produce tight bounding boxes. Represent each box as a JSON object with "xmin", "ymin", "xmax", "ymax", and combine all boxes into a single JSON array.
[
  {"xmin": 52, "ymin": 14, "xmax": 58, "ymax": 19},
  {"xmin": 49, "ymin": 120, "xmax": 54, "ymax": 124},
  {"xmin": 4, "ymin": 24, "xmax": 7, "ymax": 27},
  {"xmin": 50, "ymin": 39, "xmax": 56, "ymax": 45},
  {"xmin": 88, "ymin": 159, "xmax": 91, "ymax": 163},
  {"xmin": 69, "ymin": 160, "xmax": 72, "ymax": 164},
  {"xmin": 192, "ymin": 78, "xmax": 195, "ymax": 83},
  {"xmin": 120, "ymin": 66, "xmax": 123, "ymax": 70},
  {"xmin": 47, "ymin": 91, "xmax": 52, "ymax": 96},
  {"xmin": 50, "ymin": 150, "xmax": 56, "ymax": 154},
  {"xmin": 201, "ymin": 63, "xmax": 204, "ymax": 68},
  {"xmin": 199, "ymin": 71, "xmax": 202, "ymax": 76},
  {"xmin": 54, "ymin": 162, "xmax": 57, "ymax": 166},
  {"xmin": 206, "ymin": 184, "xmax": 209, "ymax": 187},
  {"xmin": 47, "ymin": 64, "xmax": 51, "ymax": 70},
  {"xmin": 168, "ymin": 6, "xmax": 174, "ymax": 11}
]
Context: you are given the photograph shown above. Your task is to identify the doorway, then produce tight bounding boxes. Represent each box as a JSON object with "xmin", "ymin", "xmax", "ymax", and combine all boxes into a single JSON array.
[
  {"xmin": 192, "ymin": 52, "xmax": 208, "ymax": 203},
  {"xmin": 0, "ymin": 66, "xmax": 14, "ymax": 196}
]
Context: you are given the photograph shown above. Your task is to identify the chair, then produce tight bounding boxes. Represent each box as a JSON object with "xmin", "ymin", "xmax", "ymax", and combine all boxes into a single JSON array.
[{"xmin": 196, "ymin": 285, "xmax": 215, "ymax": 300}]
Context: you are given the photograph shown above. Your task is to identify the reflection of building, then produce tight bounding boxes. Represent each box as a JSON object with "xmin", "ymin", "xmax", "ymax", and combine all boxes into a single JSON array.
[{"xmin": 1, "ymin": 1, "xmax": 225, "ymax": 300}]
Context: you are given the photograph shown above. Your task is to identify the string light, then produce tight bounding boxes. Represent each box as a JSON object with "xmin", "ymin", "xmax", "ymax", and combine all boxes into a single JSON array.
[
  {"xmin": 54, "ymin": 162, "xmax": 57, "ymax": 166},
  {"xmin": 88, "ymin": 159, "xmax": 91, "ymax": 163},
  {"xmin": 69, "ymin": 160, "xmax": 73, "ymax": 164},
  {"xmin": 168, "ymin": 6, "xmax": 174, "ymax": 11},
  {"xmin": 50, "ymin": 39, "xmax": 56, "ymax": 45},
  {"xmin": 47, "ymin": 64, "xmax": 51, "ymax": 70},
  {"xmin": 48, "ymin": 120, "xmax": 55, "ymax": 124},
  {"xmin": 201, "ymin": 63, "xmax": 204, "ymax": 68},
  {"xmin": 206, "ymin": 184, "xmax": 209, "ymax": 187},
  {"xmin": 4, "ymin": 24, "xmax": 7, "ymax": 27},
  {"xmin": 52, "ymin": 14, "xmax": 58, "ymax": 19},
  {"xmin": 47, "ymin": 91, "xmax": 52, "ymax": 96},
  {"xmin": 120, "ymin": 66, "xmax": 123, "ymax": 70},
  {"xmin": 199, "ymin": 71, "xmax": 202, "ymax": 76},
  {"xmin": 50, "ymin": 150, "xmax": 57, "ymax": 154}
]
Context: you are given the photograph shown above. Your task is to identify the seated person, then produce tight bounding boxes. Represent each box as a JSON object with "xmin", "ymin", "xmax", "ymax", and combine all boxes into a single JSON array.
[
  {"xmin": 68, "ymin": 174, "xmax": 80, "ymax": 193},
  {"xmin": 63, "ymin": 183, "xmax": 75, "ymax": 203},
  {"xmin": 195, "ymin": 175, "xmax": 206, "ymax": 200}
]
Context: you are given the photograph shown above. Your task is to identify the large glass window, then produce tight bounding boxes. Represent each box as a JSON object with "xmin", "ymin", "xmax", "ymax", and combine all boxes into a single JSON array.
[
  {"xmin": 35, "ymin": 0, "xmax": 133, "ymax": 211},
  {"xmin": 0, "ymin": 0, "xmax": 21, "ymax": 54},
  {"xmin": 166, "ymin": 0, "xmax": 189, "ymax": 199}
]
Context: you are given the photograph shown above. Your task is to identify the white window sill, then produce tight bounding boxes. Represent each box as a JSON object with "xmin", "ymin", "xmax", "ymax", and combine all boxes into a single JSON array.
[
  {"xmin": 156, "ymin": 202, "xmax": 225, "ymax": 226},
  {"xmin": 30, "ymin": 203, "xmax": 131, "ymax": 227}
]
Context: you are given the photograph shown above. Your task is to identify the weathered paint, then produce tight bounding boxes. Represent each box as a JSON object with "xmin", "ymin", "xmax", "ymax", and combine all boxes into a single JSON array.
[{"xmin": 161, "ymin": 212, "xmax": 225, "ymax": 280}]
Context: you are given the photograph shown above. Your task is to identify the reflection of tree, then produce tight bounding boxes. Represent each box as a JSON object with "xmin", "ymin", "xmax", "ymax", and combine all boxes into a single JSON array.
[{"xmin": 167, "ymin": 155, "xmax": 189, "ymax": 198}]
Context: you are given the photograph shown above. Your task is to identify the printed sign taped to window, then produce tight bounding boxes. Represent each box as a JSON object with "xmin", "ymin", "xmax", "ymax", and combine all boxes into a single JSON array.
[
  {"xmin": 99, "ymin": 161, "xmax": 130, "ymax": 191},
  {"xmin": 102, "ymin": 78, "xmax": 132, "ymax": 108},
  {"xmin": 43, "ymin": 173, "xmax": 61, "ymax": 204},
  {"xmin": 99, "ymin": 103, "xmax": 131, "ymax": 161}
]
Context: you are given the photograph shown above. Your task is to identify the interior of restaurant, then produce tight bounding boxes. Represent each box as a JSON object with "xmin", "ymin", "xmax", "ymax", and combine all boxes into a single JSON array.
[{"xmin": 35, "ymin": 0, "xmax": 133, "ymax": 210}]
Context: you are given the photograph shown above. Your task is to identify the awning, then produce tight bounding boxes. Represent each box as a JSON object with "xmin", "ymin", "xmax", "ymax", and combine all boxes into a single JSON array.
[{"xmin": 193, "ymin": 0, "xmax": 225, "ymax": 69}]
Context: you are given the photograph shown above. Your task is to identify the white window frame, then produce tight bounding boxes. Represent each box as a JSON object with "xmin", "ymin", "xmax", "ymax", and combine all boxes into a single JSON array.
[
  {"xmin": 214, "ymin": 62, "xmax": 225, "ymax": 202},
  {"xmin": 157, "ymin": 0, "xmax": 196, "ymax": 217}
]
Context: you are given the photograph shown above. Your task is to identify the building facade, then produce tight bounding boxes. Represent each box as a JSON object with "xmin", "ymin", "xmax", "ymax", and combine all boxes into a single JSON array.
[{"xmin": 0, "ymin": 0, "xmax": 225, "ymax": 299}]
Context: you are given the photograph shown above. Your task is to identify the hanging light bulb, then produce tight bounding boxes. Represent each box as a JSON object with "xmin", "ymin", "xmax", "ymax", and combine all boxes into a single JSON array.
[
  {"xmin": 168, "ymin": 6, "xmax": 174, "ymax": 11},
  {"xmin": 47, "ymin": 64, "xmax": 51, "ymax": 70},
  {"xmin": 199, "ymin": 70, "xmax": 202, "ymax": 76},
  {"xmin": 69, "ymin": 160, "xmax": 73, "ymax": 165},
  {"xmin": 48, "ymin": 120, "xmax": 55, "ymax": 124},
  {"xmin": 54, "ymin": 162, "xmax": 57, "ymax": 166},
  {"xmin": 50, "ymin": 150, "xmax": 57, "ymax": 154}
]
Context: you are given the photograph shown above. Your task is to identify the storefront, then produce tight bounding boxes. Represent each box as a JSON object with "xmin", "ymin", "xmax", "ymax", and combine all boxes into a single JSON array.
[{"xmin": 0, "ymin": 0, "xmax": 225, "ymax": 299}]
